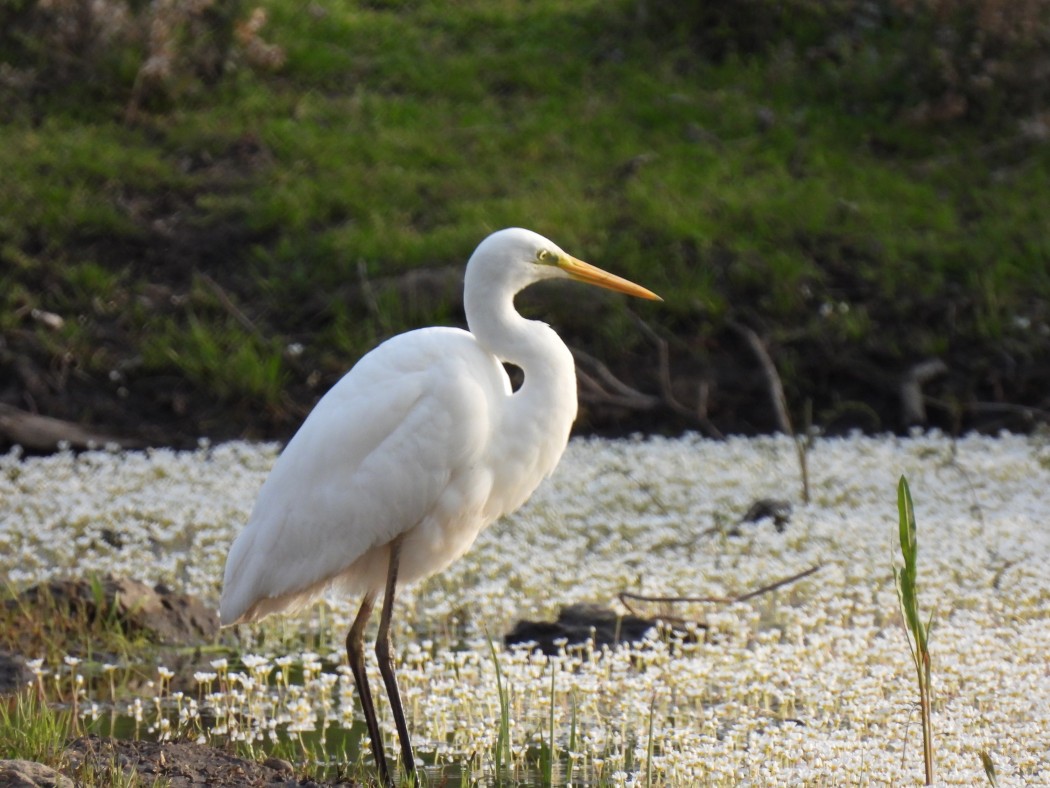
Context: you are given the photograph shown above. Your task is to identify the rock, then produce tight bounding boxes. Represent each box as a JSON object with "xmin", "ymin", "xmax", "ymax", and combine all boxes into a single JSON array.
[
  {"xmin": 0, "ymin": 651, "xmax": 32, "ymax": 694},
  {"xmin": 10, "ymin": 576, "xmax": 217, "ymax": 646},
  {"xmin": 738, "ymin": 498, "xmax": 792, "ymax": 533},
  {"xmin": 262, "ymin": 756, "xmax": 294, "ymax": 774},
  {"xmin": 0, "ymin": 759, "xmax": 74, "ymax": 788},
  {"xmin": 505, "ymin": 603, "xmax": 659, "ymax": 655}
]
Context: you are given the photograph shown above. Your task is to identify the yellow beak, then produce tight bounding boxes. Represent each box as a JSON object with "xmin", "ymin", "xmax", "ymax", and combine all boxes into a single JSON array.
[{"xmin": 558, "ymin": 255, "xmax": 662, "ymax": 301}]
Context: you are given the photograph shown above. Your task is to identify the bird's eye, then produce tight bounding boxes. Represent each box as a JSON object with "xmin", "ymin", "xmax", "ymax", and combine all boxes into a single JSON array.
[{"xmin": 536, "ymin": 249, "xmax": 553, "ymax": 264}]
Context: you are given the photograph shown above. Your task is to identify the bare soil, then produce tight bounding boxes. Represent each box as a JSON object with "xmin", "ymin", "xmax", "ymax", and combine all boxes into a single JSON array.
[
  {"xmin": 66, "ymin": 734, "xmax": 357, "ymax": 787},
  {"xmin": 3, "ymin": 272, "xmax": 1049, "ymax": 455}
]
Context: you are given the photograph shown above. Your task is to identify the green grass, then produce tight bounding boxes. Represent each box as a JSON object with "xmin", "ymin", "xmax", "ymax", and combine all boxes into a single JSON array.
[
  {"xmin": 1, "ymin": 0, "xmax": 1049, "ymax": 438},
  {"xmin": 140, "ymin": 310, "xmax": 288, "ymax": 410},
  {"xmin": 0, "ymin": 690, "xmax": 72, "ymax": 764},
  {"xmin": 0, "ymin": 690, "xmax": 158, "ymax": 786},
  {"xmin": 0, "ymin": 579, "xmax": 144, "ymax": 667}
]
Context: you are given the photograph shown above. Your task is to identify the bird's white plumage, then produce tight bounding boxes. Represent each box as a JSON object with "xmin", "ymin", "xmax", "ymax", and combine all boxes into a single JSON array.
[
  {"xmin": 220, "ymin": 228, "xmax": 637, "ymax": 626},
  {"xmin": 219, "ymin": 228, "xmax": 658, "ymax": 783},
  {"xmin": 220, "ymin": 328, "xmax": 513, "ymax": 623}
]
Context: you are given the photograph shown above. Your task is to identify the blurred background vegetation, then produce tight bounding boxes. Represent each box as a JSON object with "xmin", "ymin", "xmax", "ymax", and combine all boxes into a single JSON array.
[{"xmin": 1, "ymin": 0, "xmax": 1048, "ymax": 449}]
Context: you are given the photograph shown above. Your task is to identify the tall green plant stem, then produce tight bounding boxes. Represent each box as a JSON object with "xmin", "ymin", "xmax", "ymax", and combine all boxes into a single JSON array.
[{"xmin": 894, "ymin": 475, "xmax": 933, "ymax": 784}]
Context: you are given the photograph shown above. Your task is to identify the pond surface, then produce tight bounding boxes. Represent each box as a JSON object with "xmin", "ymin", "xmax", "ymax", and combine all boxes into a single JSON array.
[{"xmin": 3, "ymin": 432, "xmax": 1049, "ymax": 784}]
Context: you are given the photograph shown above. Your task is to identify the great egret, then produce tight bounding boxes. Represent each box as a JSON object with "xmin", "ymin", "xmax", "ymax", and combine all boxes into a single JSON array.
[{"xmin": 219, "ymin": 227, "xmax": 660, "ymax": 785}]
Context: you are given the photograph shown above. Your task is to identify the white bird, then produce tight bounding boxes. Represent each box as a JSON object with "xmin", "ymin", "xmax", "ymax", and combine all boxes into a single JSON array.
[{"xmin": 219, "ymin": 227, "xmax": 660, "ymax": 784}]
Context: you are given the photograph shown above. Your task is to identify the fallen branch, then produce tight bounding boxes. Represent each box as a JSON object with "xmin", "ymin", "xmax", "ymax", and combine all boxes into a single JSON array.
[
  {"xmin": 965, "ymin": 400, "xmax": 1050, "ymax": 423},
  {"xmin": 0, "ymin": 404, "xmax": 138, "ymax": 453},
  {"xmin": 618, "ymin": 562, "xmax": 824, "ymax": 618}
]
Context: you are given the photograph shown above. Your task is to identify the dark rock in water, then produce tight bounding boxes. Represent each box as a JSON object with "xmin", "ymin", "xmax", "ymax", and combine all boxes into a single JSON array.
[
  {"xmin": 10, "ymin": 575, "xmax": 217, "ymax": 646},
  {"xmin": 0, "ymin": 759, "xmax": 74, "ymax": 788},
  {"xmin": 738, "ymin": 498, "xmax": 792, "ymax": 533},
  {"xmin": 99, "ymin": 528, "xmax": 125, "ymax": 549},
  {"xmin": 0, "ymin": 651, "xmax": 32, "ymax": 695},
  {"xmin": 505, "ymin": 603, "xmax": 659, "ymax": 655}
]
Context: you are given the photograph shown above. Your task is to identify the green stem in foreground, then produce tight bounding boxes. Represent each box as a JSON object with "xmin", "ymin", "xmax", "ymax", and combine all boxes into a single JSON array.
[
  {"xmin": 486, "ymin": 634, "xmax": 511, "ymax": 784},
  {"xmin": 545, "ymin": 659, "xmax": 556, "ymax": 786},
  {"xmin": 646, "ymin": 692, "xmax": 656, "ymax": 788},
  {"xmin": 894, "ymin": 475, "xmax": 934, "ymax": 785}
]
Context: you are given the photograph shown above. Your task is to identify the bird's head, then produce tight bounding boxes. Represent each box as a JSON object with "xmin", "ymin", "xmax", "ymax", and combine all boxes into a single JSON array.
[{"xmin": 467, "ymin": 227, "xmax": 661, "ymax": 301}]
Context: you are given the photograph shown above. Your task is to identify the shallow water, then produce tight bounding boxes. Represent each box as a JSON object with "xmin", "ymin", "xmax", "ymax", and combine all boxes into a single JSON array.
[{"xmin": 3, "ymin": 432, "xmax": 1049, "ymax": 784}]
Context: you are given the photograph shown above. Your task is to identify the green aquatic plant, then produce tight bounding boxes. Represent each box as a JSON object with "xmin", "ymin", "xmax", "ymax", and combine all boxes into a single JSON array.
[{"xmin": 893, "ymin": 475, "xmax": 934, "ymax": 785}]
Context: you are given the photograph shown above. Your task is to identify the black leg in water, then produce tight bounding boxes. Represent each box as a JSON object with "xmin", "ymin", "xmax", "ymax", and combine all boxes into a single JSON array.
[
  {"xmin": 346, "ymin": 590, "xmax": 393, "ymax": 787},
  {"xmin": 376, "ymin": 537, "xmax": 416, "ymax": 778}
]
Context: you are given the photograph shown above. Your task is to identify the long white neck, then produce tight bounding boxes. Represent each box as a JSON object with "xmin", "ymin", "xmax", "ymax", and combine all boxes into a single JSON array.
[
  {"xmin": 465, "ymin": 273, "xmax": 577, "ymax": 413},
  {"xmin": 464, "ymin": 270, "xmax": 577, "ymax": 502}
]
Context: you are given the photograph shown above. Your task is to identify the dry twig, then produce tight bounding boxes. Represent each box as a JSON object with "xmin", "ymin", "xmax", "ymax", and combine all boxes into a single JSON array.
[
  {"xmin": 571, "ymin": 347, "xmax": 662, "ymax": 411},
  {"xmin": 728, "ymin": 321, "xmax": 791, "ymax": 434},
  {"xmin": 618, "ymin": 562, "xmax": 824, "ymax": 620},
  {"xmin": 729, "ymin": 320, "xmax": 810, "ymax": 503},
  {"xmin": 900, "ymin": 359, "xmax": 948, "ymax": 425},
  {"xmin": 633, "ymin": 319, "xmax": 724, "ymax": 439},
  {"xmin": 199, "ymin": 273, "xmax": 260, "ymax": 337}
]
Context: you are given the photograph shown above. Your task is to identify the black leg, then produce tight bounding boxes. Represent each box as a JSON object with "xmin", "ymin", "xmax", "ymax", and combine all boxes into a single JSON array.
[
  {"xmin": 376, "ymin": 535, "xmax": 416, "ymax": 781},
  {"xmin": 346, "ymin": 590, "xmax": 393, "ymax": 787}
]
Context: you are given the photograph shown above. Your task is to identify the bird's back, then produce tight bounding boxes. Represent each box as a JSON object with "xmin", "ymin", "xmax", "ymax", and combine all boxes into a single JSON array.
[{"xmin": 220, "ymin": 327, "xmax": 511, "ymax": 625}]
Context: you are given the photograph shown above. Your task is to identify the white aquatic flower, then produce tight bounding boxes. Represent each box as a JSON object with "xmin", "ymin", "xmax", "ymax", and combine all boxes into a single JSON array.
[
  {"xmin": 3, "ymin": 433, "xmax": 1050, "ymax": 783},
  {"xmin": 241, "ymin": 654, "xmax": 269, "ymax": 670}
]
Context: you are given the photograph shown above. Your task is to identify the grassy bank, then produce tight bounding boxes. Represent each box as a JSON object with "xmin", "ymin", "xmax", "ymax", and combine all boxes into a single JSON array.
[{"xmin": 1, "ymin": 0, "xmax": 1048, "ymax": 446}]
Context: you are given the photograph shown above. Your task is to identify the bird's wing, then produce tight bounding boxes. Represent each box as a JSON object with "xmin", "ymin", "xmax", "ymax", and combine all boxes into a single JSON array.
[{"xmin": 220, "ymin": 328, "xmax": 507, "ymax": 624}]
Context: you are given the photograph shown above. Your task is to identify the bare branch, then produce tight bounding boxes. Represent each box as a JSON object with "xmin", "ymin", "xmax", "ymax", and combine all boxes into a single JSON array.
[
  {"xmin": 726, "ymin": 320, "xmax": 813, "ymax": 502},
  {"xmin": 632, "ymin": 318, "xmax": 724, "ymax": 439},
  {"xmin": 728, "ymin": 321, "xmax": 793, "ymax": 435},
  {"xmin": 618, "ymin": 562, "xmax": 823, "ymax": 617},
  {"xmin": 572, "ymin": 347, "xmax": 661, "ymax": 408},
  {"xmin": 198, "ymin": 273, "xmax": 260, "ymax": 337},
  {"xmin": 967, "ymin": 400, "xmax": 1050, "ymax": 421},
  {"xmin": 900, "ymin": 359, "xmax": 948, "ymax": 425},
  {"xmin": 575, "ymin": 364, "xmax": 662, "ymax": 411}
]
